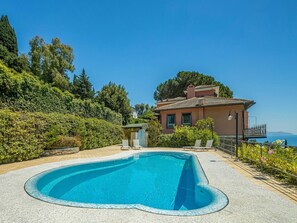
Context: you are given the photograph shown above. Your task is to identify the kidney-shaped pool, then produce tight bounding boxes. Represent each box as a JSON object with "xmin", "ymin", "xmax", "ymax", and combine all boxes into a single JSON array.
[{"xmin": 25, "ymin": 151, "xmax": 228, "ymax": 216}]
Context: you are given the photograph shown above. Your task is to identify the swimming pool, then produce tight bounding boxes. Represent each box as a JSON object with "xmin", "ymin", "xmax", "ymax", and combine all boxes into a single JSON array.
[{"xmin": 25, "ymin": 152, "xmax": 228, "ymax": 216}]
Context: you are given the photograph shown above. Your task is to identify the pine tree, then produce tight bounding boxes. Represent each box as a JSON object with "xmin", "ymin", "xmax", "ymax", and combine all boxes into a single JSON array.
[
  {"xmin": 0, "ymin": 15, "xmax": 18, "ymax": 56},
  {"xmin": 96, "ymin": 82, "xmax": 132, "ymax": 125},
  {"xmin": 72, "ymin": 69, "xmax": 95, "ymax": 100}
]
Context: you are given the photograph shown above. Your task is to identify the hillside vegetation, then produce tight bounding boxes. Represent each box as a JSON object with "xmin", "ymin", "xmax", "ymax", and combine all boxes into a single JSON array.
[{"xmin": 0, "ymin": 61, "xmax": 122, "ymax": 125}]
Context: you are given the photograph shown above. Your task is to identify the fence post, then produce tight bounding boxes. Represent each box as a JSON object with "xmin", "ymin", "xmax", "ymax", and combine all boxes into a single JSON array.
[{"xmin": 260, "ymin": 144, "xmax": 263, "ymax": 170}]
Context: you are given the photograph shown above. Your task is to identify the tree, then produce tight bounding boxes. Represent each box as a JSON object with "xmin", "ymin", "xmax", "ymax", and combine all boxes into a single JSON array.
[
  {"xmin": 29, "ymin": 36, "xmax": 44, "ymax": 78},
  {"xmin": 195, "ymin": 117, "xmax": 215, "ymax": 130},
  {"xmin": 28, "ymin": 36, "xmax": 74, "ymax": 91},
  {"xmin": 72, "ymin": 69, "xmax": 95, "ymax": 99},
  {"xmin": 0, "ymin": 15, "xmax": 28, "ymax": 72},
  {"xmin": 134, "ymin": 103, "xmax": 150, "ymax": 116},
  {"xmin": 147, "ymin": 119, "xmax": 162, "ymax": 147},
  {"xmin": 0, "ymin": 15, "xmax": 18, "ymax": 56},
  {"xmin": 96, "ymin": 82, "xmax": 132, "ymax": 125},
  {"xmin": 154, "ymin": 71, "xmax": 233, "ymax": 100}
]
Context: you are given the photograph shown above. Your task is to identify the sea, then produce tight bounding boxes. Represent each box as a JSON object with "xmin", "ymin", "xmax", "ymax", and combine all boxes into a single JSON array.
[{"xmin": 256, "ymin": 134, "xmax": 297, "ymax": 147}]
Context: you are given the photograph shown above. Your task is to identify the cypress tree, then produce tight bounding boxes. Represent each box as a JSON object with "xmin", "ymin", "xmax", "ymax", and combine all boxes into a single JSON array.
[
  {"xmin": 0, "ymin": 15, "xmax": 18, "ymax": 56},
  {"xmin": 72, "ymin": 69, "xmax": 95, "ymax": 100}
]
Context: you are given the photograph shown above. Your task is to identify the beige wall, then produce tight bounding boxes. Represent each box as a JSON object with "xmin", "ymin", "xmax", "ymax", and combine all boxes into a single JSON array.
[
  {"xmin": 159, "ymin": 105, "xmax": 249, "ymax": 136},
  {"xmin": 204, "ymin": 105, "xmax": 247, "ymax": 136}
]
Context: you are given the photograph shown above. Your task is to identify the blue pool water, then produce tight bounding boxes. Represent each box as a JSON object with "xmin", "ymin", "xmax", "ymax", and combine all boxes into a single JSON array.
[{"xmin": 25, "ymin": 152, "xmax": 228, "ymax": 216}]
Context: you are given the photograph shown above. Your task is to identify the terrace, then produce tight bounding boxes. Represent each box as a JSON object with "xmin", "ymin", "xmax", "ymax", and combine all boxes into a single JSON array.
[{"xmin": 0, "ymin": 145, "xmax": 296, "ymax": 223}]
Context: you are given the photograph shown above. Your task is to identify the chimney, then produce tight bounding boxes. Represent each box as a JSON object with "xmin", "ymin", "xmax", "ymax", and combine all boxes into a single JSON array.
[{"xmin": 187, "ymin": 85, "xmax": 196, "ymax": 99}]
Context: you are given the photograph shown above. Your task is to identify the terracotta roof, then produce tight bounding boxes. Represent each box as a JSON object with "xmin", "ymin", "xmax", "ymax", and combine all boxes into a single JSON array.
[
  {"xmin": 155, "ymin": 96, "xmax": 255, "ymax": 111},
  {"xmin": 157, "ymin": 96, "xmax": 186, "ymax": 103},
  {"xmin": 195, "ymin": 85, "xmax": 216, "ymax": 89}
]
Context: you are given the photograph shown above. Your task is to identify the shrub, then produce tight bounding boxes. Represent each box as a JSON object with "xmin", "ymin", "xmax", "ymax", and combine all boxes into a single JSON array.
[
  {"xmin": 195, "ymin": 117, "xmax": 215, "ymax": 130},
  {"xmin": 157, "ymin": 134, "xmax": 174, "ymax": 147},
  {"xmin": 0, "ymin": 61, "xmax": 122, "ymax": 124},
  {"xmin": 193, "ymin": 128, "xmax": 219, "ymax": 147},
  {"xmin": 171, "ymin": 126, "xmax": 196, "ymax": 147},
  {"xmin": 147, "ymin": 120, "xmax": 162, "ymax": 147},
  {"xmin": 46, "ymin": 136, "xmax": 82, "ymax": 149},
  {"xmin": 0, "ymin": 109, "xmax": 123, "ymax": 164},
  {"xmin": 157, "ymin": 123, "xmax": 219, "ymax": 148},
  {"xmin": 239, "ymin": 143, "xmax": 297, "ymax": 184}
]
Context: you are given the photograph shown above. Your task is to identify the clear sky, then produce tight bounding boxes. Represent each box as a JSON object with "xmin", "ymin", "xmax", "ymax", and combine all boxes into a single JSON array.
[{"xmin": 2, "ymin": 0, "xmax": 297, "ymax": 134}]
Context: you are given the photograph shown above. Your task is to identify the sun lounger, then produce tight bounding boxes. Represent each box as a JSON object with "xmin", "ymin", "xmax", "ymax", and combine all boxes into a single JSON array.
[
  {"xmin": 183, "ymin": 140, "xmax": 201, "ymax": 151},
  {"xmin": 194, "ymin": 140, "xmax": 213, "ymax": 151},
  {"xmin": 121, "ymin": 140, "xmax": 131, "ymax": 150},
  {"xmin": 132, "ymin": 139, "xmax": 142, "ymax": 150}
]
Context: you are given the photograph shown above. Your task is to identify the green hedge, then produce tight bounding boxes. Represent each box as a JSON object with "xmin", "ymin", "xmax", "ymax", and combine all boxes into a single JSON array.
[
  {"xmin": 157, "ymin": 126, "xmax": 219, "ymax": 148},
  {"xmin": 0, "ymin": 61, "xmax": 122, "ymax": 125},
  {"xmin": 0, "ymin": 109, "xmax": 123, "ymax": 164}
]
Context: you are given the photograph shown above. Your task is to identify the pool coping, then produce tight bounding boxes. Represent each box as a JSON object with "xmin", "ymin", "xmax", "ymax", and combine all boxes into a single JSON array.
[{"xmin": 24, "ymin": 150, "xmax": 229, "ymax": 216}]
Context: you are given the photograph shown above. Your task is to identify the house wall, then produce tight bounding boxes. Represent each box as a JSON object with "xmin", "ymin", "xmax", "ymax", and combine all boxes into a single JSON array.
[
  {"xmin": 159, "ymin": 104, "xmax": 248, "ymax": 136},
  {"xmin": 160, "ymin": 108, "xmax": 202, "ymax": 134},
  {"xmin": 204, "ymin": 105, "xmax": 247, "ymax": 136}
]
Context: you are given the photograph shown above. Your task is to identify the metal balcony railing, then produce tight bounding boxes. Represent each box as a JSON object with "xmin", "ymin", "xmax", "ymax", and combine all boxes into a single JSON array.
[{"xmin": 244, "ymin": 124, "xmax": 267, "ymax": 138}]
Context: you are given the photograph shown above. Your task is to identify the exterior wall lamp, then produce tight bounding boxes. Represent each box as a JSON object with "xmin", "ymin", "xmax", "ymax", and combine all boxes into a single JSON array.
[{"xmin": 228, "ymin": 111, "xmax": 239, "ymax": 158}]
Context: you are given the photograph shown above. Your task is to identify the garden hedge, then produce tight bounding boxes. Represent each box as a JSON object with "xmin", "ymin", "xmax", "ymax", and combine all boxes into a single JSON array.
[
  {"xmin": 157, "ymin": 126, "xmax": 219, "ymax": 148},
  {"xmin": 0, "ymin": 61, "xmax": 122, "ymax": 125},
  {"xmin": 0, "ymin": 109, "xmax": 123, "ymax": 164}
]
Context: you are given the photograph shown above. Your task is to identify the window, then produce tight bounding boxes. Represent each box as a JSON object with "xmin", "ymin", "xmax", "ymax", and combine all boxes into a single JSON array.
[
  {"xmin": 182, "ymin": 113, "xmax": 191, "ymax": 126},
  {"xmin": 166, "ymin": 114, "xmax": 176, "ymax": 129}
]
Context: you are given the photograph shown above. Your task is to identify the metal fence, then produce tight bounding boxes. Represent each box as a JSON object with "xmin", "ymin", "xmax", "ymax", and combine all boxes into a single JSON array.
[
  {"xmin": 217, "ymin": 137, "xmax": 297, "ymax": 183},
  {"xmin": 244, "ymin": 124, "xmax": 267, "ymax": 138}
]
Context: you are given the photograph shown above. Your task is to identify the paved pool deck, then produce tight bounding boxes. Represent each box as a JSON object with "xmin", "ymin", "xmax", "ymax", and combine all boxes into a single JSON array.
[{"xmin": 0, "ymin": 148, "xmax": 296, "ymax": 223}]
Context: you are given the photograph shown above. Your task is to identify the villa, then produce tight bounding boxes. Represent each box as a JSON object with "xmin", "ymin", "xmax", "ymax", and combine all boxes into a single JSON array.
[{"xmin": 155, "ymin": 85, "xmax": 265, "ymax": 138}]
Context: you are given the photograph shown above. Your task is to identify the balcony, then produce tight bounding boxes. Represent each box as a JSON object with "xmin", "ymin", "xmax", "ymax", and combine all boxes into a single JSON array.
[{"xmin": 244, "ymin": 124, "xmax": 267, "ymax": 139}]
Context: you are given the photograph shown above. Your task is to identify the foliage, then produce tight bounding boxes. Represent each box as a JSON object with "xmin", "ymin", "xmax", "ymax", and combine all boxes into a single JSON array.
[
  {"xmin": 157, "ymin": 134, "xmax": 174, "ymax": 147},
  {"xmin": 0, "ymin": 15, "xmax": 18, "ymax": 56},
  {"xmin": 193, "ymin": 128, "xmax": 219, "ymax": 147},
  {"xmin": 171, "ymin": 126, "xmax": 196, "ymax": 147},
  {"xmin": 134, "ymin": 103, "xmax": 150, "ymax": 116},
  {"xmin": 130, "ymin": 104, "xmax": 156, "ymax": 124},
  {"xmin": 195, "ymin": 117, "xmax": 215, "ymax": 130},
  {"xmin": 239, "ymin": 143, "xmax": 297, "ymax": 184},
  {"xmin": 0, "ymin": 44, "xmax": 29, "ymax": 73},
  {"xmin": 0, "ymin": 110, "xmax": 123, "ymax": 164},
  {"xmin": 96, "ymin": 82, "xmax": 132, "ymax": 125},
  {"xmin": 147, "ymin": 119, "xmax": 162, "ymax": 147},
  {"xmin": 153, "ymin": 116, "xmax": 219, "ymax": 148},
  {"xmin": 154, "ymin": 71, "xmax": 233, "ymax": 100},
  {"xmin": 47, "ymin": 136, "xmax": 81, "ymax": 149},
  {"xmin": 72, "ymin": 69, "xmax": 95, "ymax": 100},
  {"xmin": 157, "ymin": 119, "xmax": 219, "ymax": 147},
  {"xmin": 0, "ymin": 15, "xmax": 31, "ymax": 72},
  {"xmin": 129, "ymin": 110, "xmax": 156, "ymax": 124},
  {"xmin": 0, "ymin": 61, "xmax": 122, "ymax": 124},
  {"xmin": 28, "ymin": 36, "xmax": 74, "ymax": 90}
]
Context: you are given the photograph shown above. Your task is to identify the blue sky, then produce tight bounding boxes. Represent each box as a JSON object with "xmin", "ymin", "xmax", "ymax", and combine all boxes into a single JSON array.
[{"xmin": 2, "ymin": 0, "xmax": 297, "ymax": 134}]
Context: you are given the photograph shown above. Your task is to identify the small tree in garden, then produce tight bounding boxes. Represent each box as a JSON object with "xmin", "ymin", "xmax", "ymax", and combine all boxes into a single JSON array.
[
  {"xmin": 195, "ymin": 117, "xmax": 215, "ymax": 130},
  {"xmin": 147, "ymin": 119, "xmax": 162, "ymax": 147}
]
